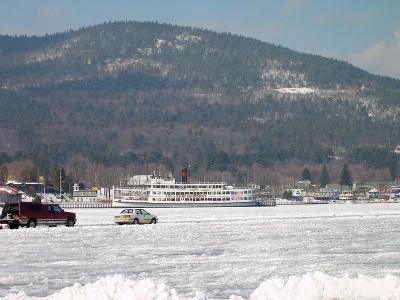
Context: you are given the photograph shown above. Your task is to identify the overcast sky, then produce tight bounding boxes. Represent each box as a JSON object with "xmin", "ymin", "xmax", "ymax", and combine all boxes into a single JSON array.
[{"xmin": 1, "ymin": 0, "xmax": 399, "ymax": 79}]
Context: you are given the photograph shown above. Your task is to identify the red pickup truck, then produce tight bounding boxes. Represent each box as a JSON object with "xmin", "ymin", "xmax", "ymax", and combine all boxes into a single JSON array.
[{"xmin": 0, "ymin": 202, "xmax": 76, "ymax": 229}]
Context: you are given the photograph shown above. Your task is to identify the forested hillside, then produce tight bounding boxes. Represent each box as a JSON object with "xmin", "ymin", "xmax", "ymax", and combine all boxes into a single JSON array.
[{"xmin": 0, "ymin": 21, "xmax": 399, "ymax": 185}]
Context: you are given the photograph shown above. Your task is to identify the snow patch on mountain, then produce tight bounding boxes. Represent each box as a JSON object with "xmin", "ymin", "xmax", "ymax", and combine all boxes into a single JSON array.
[
  {"xmin": 136, "ymin": 33, "xmax": 202, "ymax": 56},
  {"xmin": 26, "ymin": 49, "xmax": 65, "ymax": 63},
  {"xmin": 100, "ymin": 57, "xmax": 172, "ymax": 76},
  {"xmin": 171, "ymin": 33, "xmax": 202, "ymax": 52},
  {"xmin": 101, "ymin": 58, "xmax": 141, "ymax": 73},
  {"xmin": 260, "ymin": 59, "xmax": 307, "ymax": 88},
  {"xmin": 26, "ymin": 38, "xmax": 81, "ymax": 64},
  {"xmin": 276, "ymin": 87, "xmax": 315, "ymax": 94},
  {"xmin": 137, "ymin": 47, "xmax": 153, "ymax": 56}
]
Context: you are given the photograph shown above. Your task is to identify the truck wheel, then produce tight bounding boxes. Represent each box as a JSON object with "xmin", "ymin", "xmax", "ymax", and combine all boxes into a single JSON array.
[
  {"xmin": 133, "ymin": 218, "xmax": 139, "ymax": 225},
  {"xmin": 66, "ymin": 218, "xmax": 75, "ymax": 227},
  {"xmin": 9, "ymin": 223, "xmax": 19, "ymax": 230},
  {"xmin": 151, "ymin": 218, "xmax": 157, "ymax": 224},
  {"xmin": 27, "ymin": 219, "xmax": 37, "ymax": 228}
]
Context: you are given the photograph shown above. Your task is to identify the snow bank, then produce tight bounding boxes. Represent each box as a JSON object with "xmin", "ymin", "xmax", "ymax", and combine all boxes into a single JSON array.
[
  {"xmin": 4, "ymin": 272, "xmax": 400, "ymax": 300},
  {"xmin": 1, "ymin": 275, "xmax": 208, "ymax": 300},
  {"xmin": 249, "ymin": 271, "xmax": 400, "ymax": 300}
]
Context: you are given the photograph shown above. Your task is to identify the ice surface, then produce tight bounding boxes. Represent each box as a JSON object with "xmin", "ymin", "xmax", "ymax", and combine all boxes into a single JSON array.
[{"xmin": 1, "ymin": 204, "xmax": 400, "ymax": 299}]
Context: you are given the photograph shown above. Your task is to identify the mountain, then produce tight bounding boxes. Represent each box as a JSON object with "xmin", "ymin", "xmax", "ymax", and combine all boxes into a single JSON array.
[{"xmin": 0, "ymin": 21, "xmax": 399, "ymax": 183}]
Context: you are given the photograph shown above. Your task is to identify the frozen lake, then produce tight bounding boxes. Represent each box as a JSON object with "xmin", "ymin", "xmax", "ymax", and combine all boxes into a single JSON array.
[{"xmin": 2, "ymin": 204, "xmax": 400, "ymax": 299}]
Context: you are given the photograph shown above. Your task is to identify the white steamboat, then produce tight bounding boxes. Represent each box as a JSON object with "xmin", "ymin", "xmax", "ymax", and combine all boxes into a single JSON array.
[{"xmin": 113, "ymin": 171, "xmax": 257, "ymax": 207}]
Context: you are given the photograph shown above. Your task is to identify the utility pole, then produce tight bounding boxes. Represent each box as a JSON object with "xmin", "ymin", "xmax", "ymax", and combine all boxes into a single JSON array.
[{"xmin": 59, "ymin": 168, "xmax": 62, "ymax": 200}]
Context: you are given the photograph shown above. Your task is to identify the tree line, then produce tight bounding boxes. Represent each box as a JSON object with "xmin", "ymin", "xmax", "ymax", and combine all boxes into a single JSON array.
[{"xmin": 302, "ymin": 163, "xmax": 353, "ymax": 188}]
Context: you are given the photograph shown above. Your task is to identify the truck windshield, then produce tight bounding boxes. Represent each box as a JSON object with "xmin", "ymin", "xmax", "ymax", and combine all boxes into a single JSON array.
[{"xmin": 2, "ymin": 204, "xmax": 19, "ymax": 217}]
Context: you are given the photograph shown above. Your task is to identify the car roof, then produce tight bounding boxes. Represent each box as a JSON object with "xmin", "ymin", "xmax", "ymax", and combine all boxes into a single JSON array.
[{"xmin": 124, "ymin": 208, "xmax": 144, "ymax": 209}]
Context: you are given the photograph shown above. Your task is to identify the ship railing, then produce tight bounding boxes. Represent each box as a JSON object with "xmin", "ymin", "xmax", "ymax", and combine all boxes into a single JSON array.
[{"xmin": 60, "ymin": 201, "xmax": 113, "ymax": 209}]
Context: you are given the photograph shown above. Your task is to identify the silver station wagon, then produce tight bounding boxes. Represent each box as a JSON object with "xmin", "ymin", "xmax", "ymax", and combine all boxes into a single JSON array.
[{"xmin": 114, "ymin": 208, "xmax": 158, "ymax": 225}]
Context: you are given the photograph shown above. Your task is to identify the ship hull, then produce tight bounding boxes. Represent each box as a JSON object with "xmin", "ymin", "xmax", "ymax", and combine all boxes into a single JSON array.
[{"xmin": 112, "ymin": 201, "xmax": 259, "ymax": 208}]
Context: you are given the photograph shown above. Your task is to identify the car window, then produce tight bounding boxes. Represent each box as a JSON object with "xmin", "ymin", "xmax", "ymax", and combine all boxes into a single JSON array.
[
  {"xmin": 140, "ymin": 209, "xmax": 148, "ymax": 215},
  {"xmin": 127, "ymin": 209, "xmax": 133, "ymax": 213},
  {"xmin": 48, "ymin": 206, "xmax": 52, "ymax": 212},
  {"xmin": 53, "ymin": 205, "xmax": 63, "ymax": 212},
  {"xmin": 27, "ymin": 205, "xmax": 42, "ymax": 211},
  {"xmin": 135, "ymin": 209, "xmax": 141, "ymax": 214},
  {"xmin": 121, "ymin": 209, "xmax": 128, "ymax": 214}
]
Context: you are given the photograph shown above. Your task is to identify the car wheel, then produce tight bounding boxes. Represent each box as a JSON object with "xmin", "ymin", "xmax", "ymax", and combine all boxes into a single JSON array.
[
  {"xmin": 27, "ymin": 219, "xmax": 37, "ymax": 228},
  {"xmin": 133, "ymin": 218, "xmax": 139, "ymax": 225},
  {"xmin": 151, "ymin": 218, "xmax": 157, "ymax": 224},
  {"xmin": 117, "ymin": 222, "xmax": 124, "ymax": 225},
  {"xmin": 66, "ymin": 218, "xmax": 75, "ymax": 227}
]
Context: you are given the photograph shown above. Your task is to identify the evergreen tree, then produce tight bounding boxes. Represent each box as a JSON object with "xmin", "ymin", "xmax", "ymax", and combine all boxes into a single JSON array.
[
  {"xmin": 389, "ymin": 159, "xmax": 398, "ymax": 181},
  {"xmin": 283, "ymin": 190, "xmax": 292, "ymax": 199},
  {"xmin": 302, "ymin": 167, "xmax": 312, "ymax": 181},
  {"xmin": 30, "ymin": 166, "xmax": 39, "ymax": 182},
  {"xmin": 339, "ymin": 163, "xmax": 352, "ymax": 187},
  {"xmin": 319, "ymin": 165, "xmax": 329, "ymax": 188}
]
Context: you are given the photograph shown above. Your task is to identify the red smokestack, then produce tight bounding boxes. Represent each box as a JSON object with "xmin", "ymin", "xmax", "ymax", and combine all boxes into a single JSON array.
[{"xmin": 181, "ymin": 168, "xmax": 188, "ymax": 183}]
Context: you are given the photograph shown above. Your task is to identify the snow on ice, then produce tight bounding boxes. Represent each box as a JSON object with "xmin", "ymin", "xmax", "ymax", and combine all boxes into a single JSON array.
[{"xmin": 2, "ymin": 204, "xmax": 400, "ymax": 299}]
